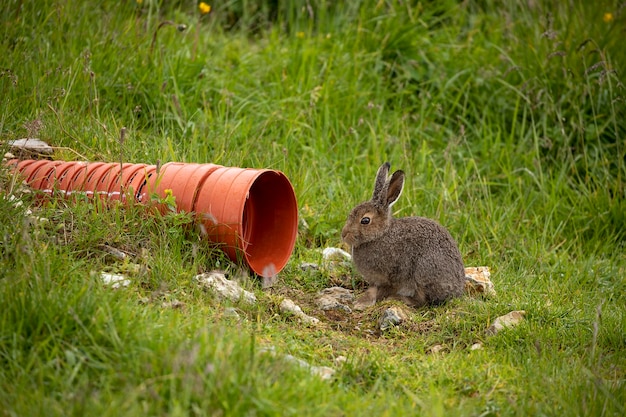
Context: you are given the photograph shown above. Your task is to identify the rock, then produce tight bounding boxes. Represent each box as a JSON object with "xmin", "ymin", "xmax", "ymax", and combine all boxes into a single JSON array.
[
  {"xmin": 322, "ymin": 247, "xmax": 352, "ymax": 271},
  {"xmin": 100, "ymin": 272, "xmax": 130, "ymax": 289},
  {"xmin": 322, "ymin": 247, "xmax": 352, "ymax": 261},
  {"xmin": 333, "ymin": 356, "xmax": 348, "ymax": 366},
  {"xmin": 316, "ymin": 287, "xmax": 354, "ymax": 312},
  {"xmin": 7, "ymin": 138, "xmax": 54, "ymax": 156},
  {"xmin": 195, "ymin": 271, "xmax": 257, "ymax": 305},
  {"xmin": 486, "ymin": 310, "xmax": 526, "ymax": 335},
  {"xmin": 299, "ymin": 262, "xmax": 319, "ymax": 271},
  {"xmin": 101, "ymin": 244, "xmax": 128, "ymax": 260},
  {"xmin": 470, "ymin": 342, "xmax": 483, "ymax": 350},
  {"xmin": 321, "ymin": 247, "xmax": 354, "ymax": 286},
  {"xmin": 162, "ymin": 299, "xmax": 185, "ymax": 309},
  {"xmin": 284, "ymin": 355, "xmax": 336, "ymax": 380},
  {"xmin": 261, "ymin": 347, "xmax": 335, "ymax": 381},
  {"xmin": 223, "ymin": 307, "xmax": 241, "ymax": 319},
  {"xmin": 465, "ymin": 266, "xmax": 496, "ymax": 296},
  {"xmin": 280, "ymin": 298, "xmax": 320, "ymax": 325},
  {"xmin": 309, "ymin": 365, "xmax": 336, "ymax": 380},
  {"xmin": 379, "ymin": 306, "xmax": 409, "ymax": 331},
  {"xmin": 429, "ymin": 344, "xmax": 445, "ymax": 354},
  {"xmin": 319, "ymin": 287, "xmax": 353, "ymax": 303}
]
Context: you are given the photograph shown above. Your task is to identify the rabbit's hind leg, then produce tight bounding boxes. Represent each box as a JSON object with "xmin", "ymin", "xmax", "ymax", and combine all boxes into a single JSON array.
[{"xmin": 389, "ymin": 286, "xmax": 427, "ymax": 308}]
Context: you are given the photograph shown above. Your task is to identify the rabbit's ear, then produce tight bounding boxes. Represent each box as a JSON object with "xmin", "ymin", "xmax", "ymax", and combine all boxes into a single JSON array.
[
  {"xmin": 386, "ymin": 170, "xmax": 405, "ymax": 207},
  {"xmin": 372, "ymin": 162, "xmax": 391, "ymax": 205}
]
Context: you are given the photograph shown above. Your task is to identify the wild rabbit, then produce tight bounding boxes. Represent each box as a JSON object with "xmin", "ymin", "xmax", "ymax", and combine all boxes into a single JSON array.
[{"xmin": 341, "ymin": 162, "xmax": 465, "ymax": 309}]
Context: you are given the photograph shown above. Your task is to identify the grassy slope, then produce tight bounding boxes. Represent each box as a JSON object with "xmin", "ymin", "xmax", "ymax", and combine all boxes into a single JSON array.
[{"xmin": 1, "ymin": 0, "xmax": 624, "ymax": 416}]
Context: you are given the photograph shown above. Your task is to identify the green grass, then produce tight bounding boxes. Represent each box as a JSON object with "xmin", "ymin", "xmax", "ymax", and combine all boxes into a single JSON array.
[{"xmin": 1, "ymin": 0, "xmax": 625, "ymax": 415}]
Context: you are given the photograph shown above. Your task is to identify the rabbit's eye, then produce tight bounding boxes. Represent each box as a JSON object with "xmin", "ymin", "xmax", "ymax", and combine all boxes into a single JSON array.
[{"xmin": 360, "ymin": 217, "xmax": 371, "ymax": 225}]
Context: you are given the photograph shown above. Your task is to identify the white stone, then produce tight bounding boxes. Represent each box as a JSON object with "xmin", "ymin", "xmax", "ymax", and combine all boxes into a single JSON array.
[
  {"xmin": 322, "ymin": 247, "xmax": 352, "ymax": 261},
  {"xmin": 486, "ymin": 310, "xmax": 526, "ymax": 335},
  {"xmin": 280, "ymin": 298, "xmax": 320, "ymax": 325},
  {"xmin": 379, "ymin": 306, "xmax": 408, "ymax": 331},
  {"xmin": 465, "ymin": 266, "xmax": 496, "ymax": 296},
  {"xmin": 299, "ymin": 262, "xmax": 319, "ymax": 271},
  {"xmin": 316, "ymin": 287, "xmax": 354, "ymax": 312},
  {"xmin": 8, "ymin": 138, "xmax": 54, "ymax": 155},
  {"xmin": 261, "ymin": 347, "xmax": 335, "ymax": 381},
  {"xmin": 430, "ymin": 344, "xmax": 445, "ymax": 353},
  {"xmin": 195, "ymin": 271, "xmax": 257, "ymax": 304},
  {"xmin": 333, "ymin": 355, "xmax": 348, "ymax": 366},
  {"xmin": 100, "ymin": 273, "xmax": 130, "ymax": 288},
  {"xmin": 283, "ymin": 355, "xmax": 336, "ymax": 380},
  {"xmin": 223, "ymin": 307, "xmax": 241, "ymax": 319},
  {"xmin": 161, "ymin": 300, "xmax": 185, "ymax": 309},
  {"xmin": 101, "ymin": 244, "xmax": 128, "ymax": 260}
]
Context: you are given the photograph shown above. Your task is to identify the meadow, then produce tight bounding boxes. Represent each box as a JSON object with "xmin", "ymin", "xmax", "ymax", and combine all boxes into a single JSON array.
[{"xmin": 0, "ymin": 0, "xmax": 624, "ymax": 415}]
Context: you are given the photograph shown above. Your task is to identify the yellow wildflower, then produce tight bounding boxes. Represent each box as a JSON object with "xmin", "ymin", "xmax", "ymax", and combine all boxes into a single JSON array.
[
  {"xmin": 199, "ymin": 2, "xmax": 211, "ymax": 15},
  {"xmin": 296, "ymin": 31, "xmax": 305, "ymax": 39},
  {"xmin": 136, "ymin": 0, "xmax": 143, "ymax": 4},
  {"xmin": 603, "ymin": 12, "xmax": 613, "ymax": 23},
  {"xmin": 164, "ymin": 189, "xmax": 173, "ymax": 197}
]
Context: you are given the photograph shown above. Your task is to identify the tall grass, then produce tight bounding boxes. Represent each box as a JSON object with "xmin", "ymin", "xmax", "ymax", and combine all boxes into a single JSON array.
[{"xmin": 1, "ymin": 0, "xmax": 624, "ymax": 415}]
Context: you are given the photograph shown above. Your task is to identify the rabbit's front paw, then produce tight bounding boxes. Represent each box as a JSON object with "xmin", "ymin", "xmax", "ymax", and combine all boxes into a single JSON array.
[{"xmin": 354, "ymin": 287, "xmax": 377, "ymax": 310}]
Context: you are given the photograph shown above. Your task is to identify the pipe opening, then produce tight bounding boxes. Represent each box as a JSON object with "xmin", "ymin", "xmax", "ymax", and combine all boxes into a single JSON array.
[{"xmin": 241, "ymin": 171, "xmax": 298, "ymax": 277}]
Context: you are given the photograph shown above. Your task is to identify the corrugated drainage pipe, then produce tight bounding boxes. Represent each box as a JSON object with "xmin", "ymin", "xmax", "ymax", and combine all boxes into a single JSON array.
[{"xmin": 7, "ymin": 159, "xmax": 298, "ymax": 277}]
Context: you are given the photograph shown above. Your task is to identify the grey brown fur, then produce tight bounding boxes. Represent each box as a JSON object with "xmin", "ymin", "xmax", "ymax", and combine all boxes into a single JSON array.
[{"xmin": 341, "ymin": 162, "xmax": 465, "ymax": 309}]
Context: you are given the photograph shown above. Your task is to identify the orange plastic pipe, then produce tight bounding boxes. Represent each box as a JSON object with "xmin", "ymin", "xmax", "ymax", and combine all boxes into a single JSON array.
[{"xmin": 7, "ymin": 159, "xmax": 298, "ymax": 277}]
